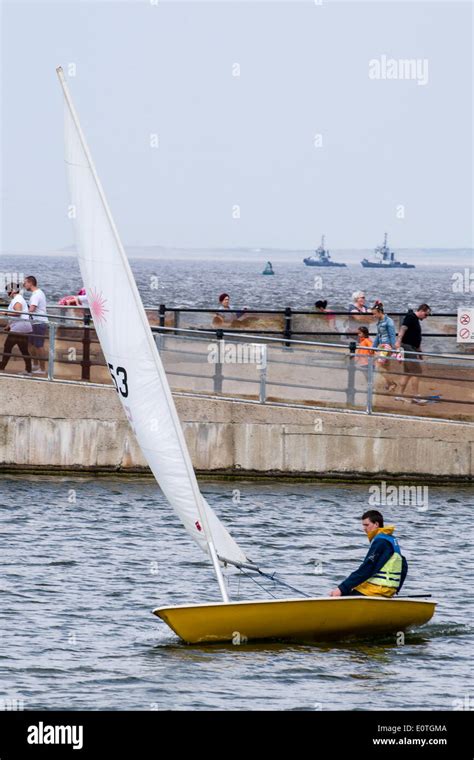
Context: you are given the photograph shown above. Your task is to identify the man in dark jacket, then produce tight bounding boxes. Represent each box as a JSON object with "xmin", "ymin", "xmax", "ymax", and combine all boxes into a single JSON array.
[{"xmin": 330, "ymin": 510, "xmax": 408, "ymax": 597}]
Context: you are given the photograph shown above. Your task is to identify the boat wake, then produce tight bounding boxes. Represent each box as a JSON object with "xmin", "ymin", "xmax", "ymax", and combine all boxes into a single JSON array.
[{"xmin": 411, "ymin": 622, "xmax": 471, "ymax": 639}]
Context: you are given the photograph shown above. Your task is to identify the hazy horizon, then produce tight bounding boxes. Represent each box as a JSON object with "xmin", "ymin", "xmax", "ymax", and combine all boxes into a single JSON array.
[{"xmin": 2, "ymin": 244, "xmax": 473, "ymax": 268}]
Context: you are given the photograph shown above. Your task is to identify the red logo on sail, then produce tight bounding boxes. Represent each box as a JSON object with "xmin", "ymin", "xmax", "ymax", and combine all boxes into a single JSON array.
[
  {"xmin": 195, "ymin": 521, "xmax": 202, "ymax": 532},
  {"xmin": 89, "ymin": 288, "xmax": 109, "ymax": 326}
]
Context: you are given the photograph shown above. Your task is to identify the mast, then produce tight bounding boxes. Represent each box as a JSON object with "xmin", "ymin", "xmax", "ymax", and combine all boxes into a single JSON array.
[
  {"xmin": 316, "ymin": 234, "xmax": 329, "ymax": 261},
  {"xmin": 380, "ymin": 232, "xmax": 389, "ymax": 262},
  {"xmin": 56, "ymin": 66, "xmax": 230, "ymax": 604}
]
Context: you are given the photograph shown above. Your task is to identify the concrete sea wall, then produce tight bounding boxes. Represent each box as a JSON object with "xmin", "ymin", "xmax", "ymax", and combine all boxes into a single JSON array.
[{"xmin": 0, "ymin": 376, "xmax": 472, "ymax": 481}]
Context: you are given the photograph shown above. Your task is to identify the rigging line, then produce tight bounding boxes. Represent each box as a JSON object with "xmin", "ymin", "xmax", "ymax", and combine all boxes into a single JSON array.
[
  {"xmin": 219, "ymin": 556, "xmax": 310, "ymax": 598},
  {"xmin": 237, "ymin": 567, "xmax": 278, "ymax": 600}
]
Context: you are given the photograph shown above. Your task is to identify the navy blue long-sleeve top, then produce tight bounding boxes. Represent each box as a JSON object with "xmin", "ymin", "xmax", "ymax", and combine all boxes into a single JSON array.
[{"xmin": 338, "ymin": 538, "xmax": 408, "ymax": 595}]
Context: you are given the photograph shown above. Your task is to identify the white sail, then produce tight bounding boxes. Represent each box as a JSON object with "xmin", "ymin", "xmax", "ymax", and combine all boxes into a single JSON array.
[{"xmin": 57, "ymin": 68, "xmax": 247, "ymax": 567}]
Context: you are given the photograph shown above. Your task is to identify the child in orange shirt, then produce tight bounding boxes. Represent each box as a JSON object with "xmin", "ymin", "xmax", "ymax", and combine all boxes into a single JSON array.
[{"xmin": 356, "ymin": 326, "xmax": 373, "ymax": 365}]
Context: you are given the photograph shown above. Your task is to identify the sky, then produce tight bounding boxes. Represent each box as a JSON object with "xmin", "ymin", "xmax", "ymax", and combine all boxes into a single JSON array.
[{"xmin": 0, "ymin": 0, "xmax": 472, "ymax": 253}]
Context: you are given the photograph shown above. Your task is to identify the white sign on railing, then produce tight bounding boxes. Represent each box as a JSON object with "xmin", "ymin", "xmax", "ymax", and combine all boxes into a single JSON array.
[{"xmin": 457, "ymin": 308, "xmax": 474, "ymax": 343}]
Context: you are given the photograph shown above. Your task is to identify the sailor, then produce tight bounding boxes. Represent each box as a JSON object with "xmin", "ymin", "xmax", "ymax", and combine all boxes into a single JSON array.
[{"xmin": 330, "ymin": 510, "xmax": 407, "ymax": 597}]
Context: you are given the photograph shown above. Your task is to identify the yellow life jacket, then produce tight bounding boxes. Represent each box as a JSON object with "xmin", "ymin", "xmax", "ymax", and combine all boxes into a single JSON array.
[{"xmin": 355, "ymin": 526, "xmax": 403, "ymax": 598}]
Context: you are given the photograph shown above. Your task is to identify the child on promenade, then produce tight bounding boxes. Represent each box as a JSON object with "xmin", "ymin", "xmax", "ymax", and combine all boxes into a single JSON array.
[{"xmin": 355, "ymin": 326, "xmax": 373, "ymax": 365}]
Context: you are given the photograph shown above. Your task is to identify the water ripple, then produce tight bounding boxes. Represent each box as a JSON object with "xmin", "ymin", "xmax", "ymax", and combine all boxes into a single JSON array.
[{"xmin": 0, "ymin": 476, "xmax": 471, "ymax": 710}]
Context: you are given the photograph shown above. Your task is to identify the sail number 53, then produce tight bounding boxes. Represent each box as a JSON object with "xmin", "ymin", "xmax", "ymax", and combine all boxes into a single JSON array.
[{"xmin": 108, "ymin": 364, "xmax": 129, "ymax": 398}]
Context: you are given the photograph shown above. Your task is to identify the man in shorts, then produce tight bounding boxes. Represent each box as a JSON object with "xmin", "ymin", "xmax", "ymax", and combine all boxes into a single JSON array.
[
  {"xmin": 395, "ymin": 303, "xmax": 431, "ymax": 403},
  {"xmin": 23, "ymin": 276, "xmax": 49, "ymax": 374}
]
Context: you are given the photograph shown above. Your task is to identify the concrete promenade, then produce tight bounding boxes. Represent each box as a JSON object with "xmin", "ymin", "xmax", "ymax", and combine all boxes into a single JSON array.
[{"xmin": 0, "ymin": 375, "xmax": 472, "ymax": 481}]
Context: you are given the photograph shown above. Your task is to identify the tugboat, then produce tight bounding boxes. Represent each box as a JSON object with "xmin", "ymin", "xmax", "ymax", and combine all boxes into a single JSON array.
[
  {"xmin": 361, "ymin": 233, "xmax": 415, "ymax": 268},
  {"xmin": 262, "ymin": 261, "xmax": 274, "ymax": 275},
  {"xmin": 303, "ymin": 236, "xmax": 346, "ymax": 267}
]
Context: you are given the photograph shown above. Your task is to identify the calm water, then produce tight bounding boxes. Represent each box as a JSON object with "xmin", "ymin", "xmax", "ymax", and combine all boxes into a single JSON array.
[
  {"xmin": 0, "ymin": 476, "xmax": 472, "ymax": 711},
  {"xmin": 1, "ymin": 253, "xmax": 472, "ymax": 312}
]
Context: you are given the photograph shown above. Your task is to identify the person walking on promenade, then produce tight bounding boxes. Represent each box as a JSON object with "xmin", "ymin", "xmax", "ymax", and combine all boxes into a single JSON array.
[
  {"xmin": 372, "ymin": 302, "xmax": 396, "ymax": 348},
  {"xmin": 329, "ymin": 510, "xmax": 408, "ymax": 598},
  {"xmin": 395, "ymin": 304, "xmax": 432, "ymax": 403},
  {"xmin": 315, "ymin": 299, "xmax": 336, "ymax": 338},
  {"xmin": 349, "ymin": 291, "xmax": 373, "ymax": 317},
  {"xmin": 372, "ymin": 302, "xmax": 397, "ymax": 392},
  {"xmin": 212, "ymin": 293, "xmax": 250, "ymax": 327},
  {"xmin": 355, "ymin": 326, "xmax": 373, "ymax": 365},
  {"xmin": 212, "ymin": 292, "xmax": 233, "ymax": 327},
  {"xmin": 0, "ymin": 283, "xmax": 33, "ymax": 374},
  {"xmin": 315, "ymin": 299, "xmax": 329, "ymax": 314},
  {"xmin": 23, "ymin": 276, "xmax": 49, "ymax": 374},
  {"xmin": 58, "ymin": 287, "xmax": 88, "ymax": 306},
  {"xmin": 218, "ymin": 293, "xmax": 231, "ymax": 309},
  {"xmin": 347, "ymin": 291, "xmax": 374, "ymax": 341}
]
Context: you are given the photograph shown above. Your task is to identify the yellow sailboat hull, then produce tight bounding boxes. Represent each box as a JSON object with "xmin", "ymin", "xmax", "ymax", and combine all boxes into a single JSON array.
[{"xmin": 153, "ymin": 596, "xmax": 436, "ymax": 644}]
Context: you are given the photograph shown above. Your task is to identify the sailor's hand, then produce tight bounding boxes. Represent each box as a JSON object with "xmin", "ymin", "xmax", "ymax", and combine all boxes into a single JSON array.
[{"xmin": 330, "ymin": 588, "xmax": 342, "ymax": 597}]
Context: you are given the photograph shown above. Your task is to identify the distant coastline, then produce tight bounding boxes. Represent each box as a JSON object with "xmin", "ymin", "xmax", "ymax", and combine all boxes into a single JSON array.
[{"xmin": 2, "ymin": 246, "xmax": 473, "ymax": 265}]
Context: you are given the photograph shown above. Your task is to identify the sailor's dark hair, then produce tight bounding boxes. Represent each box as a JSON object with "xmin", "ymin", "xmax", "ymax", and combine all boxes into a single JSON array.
[
  {"xmin": 24, "ymin": 275, "xmax": 37, "ymax": 286},
  {"xmin": 218, "ymin": 292, "xmax": 229, "ymax": 303},
  {"xmin": 315, "ymin": 300, "xmax": 328, "ymax": 309},
  {"xmin": 361, "ymin": 510, "xmax": 384, "ymax": 527}
]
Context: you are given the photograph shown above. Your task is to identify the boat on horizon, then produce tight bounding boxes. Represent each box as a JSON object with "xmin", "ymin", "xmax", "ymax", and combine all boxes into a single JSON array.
[
  {"xmin": 361, "ymin": 233, "xmax": 415, "ymax": 268},
  {"xmin": 58, "ymin": 67, "xmax": 435, "ymax": 645},
  {"xmin": 303, "ymin": 236, "xmax": 347, "ymax": 267}
]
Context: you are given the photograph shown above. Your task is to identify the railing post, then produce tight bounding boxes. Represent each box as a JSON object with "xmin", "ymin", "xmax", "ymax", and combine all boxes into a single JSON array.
[
  {"xmin": 156, "ymin": 304, "xmax": 166, "ymax": 351},
  {"xmin": 258, "ymin": 344, "xmax": 267, "ymax": 404},
  {"xmin": 47, "ymin": 322, "xmax": 56, "ymax": 380},
  {"xmin": 347, "ymin": 340, "xmax": 356, "ymax": 406},
  {"xmin": 284, "ymin": 307, "xmax": 292, "ymax": 348},
  {"xmin": 366, "ymin": 354, "xmax": 374, "ymax": 414},
  {"xmin": 159, "ymin": 304, "xmax": 166, "ymax": 329},
  {"xmin": 214, "ymin": 329, "xmax": 224, "ymax": 393},
  {"xmin": 81, "ymin": 313, "xmax": 91, "ymax": 381}
]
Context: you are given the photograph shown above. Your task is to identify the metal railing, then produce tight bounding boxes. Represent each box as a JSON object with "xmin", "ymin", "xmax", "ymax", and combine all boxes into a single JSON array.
[
  {"xmin": 1, "ymin": 308, "xmax": 473, "ymax": 421},
  {"xmin": 151, "ymin": 326, "xmax": 474, "ymax": 416},
  {"xmin": 0, "ymin": 308, "xmax": 94, "ymax": 381},
  {"xmin": 156, "ymin": 303, "xmax": 459, "ymax": 331},
  {"xmin": 2, "ymin": 302, "xmax": 462, "ymax": 342}
]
